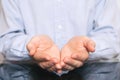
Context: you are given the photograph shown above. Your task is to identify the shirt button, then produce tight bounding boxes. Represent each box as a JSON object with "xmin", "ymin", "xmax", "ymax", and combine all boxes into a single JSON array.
[{"xmin": 58, "ymin": 25, "xmax": 63, "ymax": 29}]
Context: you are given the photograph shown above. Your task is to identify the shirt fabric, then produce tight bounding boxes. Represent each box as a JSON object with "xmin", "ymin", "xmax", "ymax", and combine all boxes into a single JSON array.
[{"xmin": 0, "ymin": 0, "xmax": 120, "ymax": 62}]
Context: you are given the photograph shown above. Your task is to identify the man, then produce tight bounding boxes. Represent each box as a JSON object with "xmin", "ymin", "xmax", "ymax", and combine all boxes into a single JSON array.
[{"xmin": 0, "ymin": 0, "xmax": 120, "ymax": 80}]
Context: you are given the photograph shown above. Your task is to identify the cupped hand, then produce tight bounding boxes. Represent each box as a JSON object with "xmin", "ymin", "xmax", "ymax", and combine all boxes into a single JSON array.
[
  {"xmin": 60, "ymin": 36, "xmax": 95, "ymax": 71},
  {"xmin": 27, "ymin": 35, "xmax": 62, "ymax": 72}
]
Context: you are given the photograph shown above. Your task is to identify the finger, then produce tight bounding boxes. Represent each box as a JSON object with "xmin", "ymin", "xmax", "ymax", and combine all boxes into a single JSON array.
[
  {"xmin": 34, "ymin": 47, "xmax": 60, "ymax": 62},
  {"xmin": 46, "ymin": 65, "xmax": 62, "ymax": 73},
  {"xmin": 50, "ymin": 58, "xmax": 62, "ymax": 71},
  {"xmin": 56, "ymin": 69, "xmax": 63, "ymax": 74},
  {"xmin": 27, "ymin": 43, "xmax": 36, "ymax": 56},
  {"xmin": 46, "ymin": 59, "xmax": 62, "ymax": 73},
  {"xmin": 38, "ymin": 60, "xmax": 56, "ymax": 69},
  {"xmin": 60, "ymin": 45, "xmax": 72, "ymax": 67},
  {"xmin": 55, "ymin": 63, "xmax": 62, "ymax": 70},
  {"xmin": 86, "ymin": 39, "xmax": 95, "ymax": 52},
  {"xmin": 33, "ymin": 52, "xmax": 51, "ymax": 62},
  {"xmin": 63, "ymin": 57, "xmax": 83, "ymax": 69},
  {"xmin": 30, "ymin": 48, "xmax": 36, "ymax": 56},
  {"xmin": 71, "ymin": 50, "xmax": 89, "ymax": 61},
  {"xmin": 47, "ymin": 66, "xmax": 62, "ymax": 73},
  {"xmin": 47, "ymin": 66, "xmax": 56, "ymax": 72},
  {"xmin": 62, "ymin": 64, "xmax": 74, "ymax": 71},
  {"xmin": 47, "ymin": 64, "xmax": 62, "ymax": 73},
  {"xmin": 60, "ymin": 61, "xmax": 66, "ymax": 67}
]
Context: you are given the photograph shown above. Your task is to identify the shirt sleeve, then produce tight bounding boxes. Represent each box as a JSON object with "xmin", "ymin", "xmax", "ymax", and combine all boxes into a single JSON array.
[
  {"xmin": 0, "ymin": 0, "xmax": 32, "ymax": 61},
  {"xmin": 88, "ymin": 0, "xmax": 120, "ymax": 61}
]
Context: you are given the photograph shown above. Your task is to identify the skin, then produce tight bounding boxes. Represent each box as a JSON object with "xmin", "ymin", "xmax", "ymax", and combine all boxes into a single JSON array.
[
  {"xmin": 27, "ymin": 35, "xmax": 95, "ymax": 73},
  {"xmin": 26, "ymin": 35, "xmax": 62, "ymax": 72},
  {"xmin": 60, "ymin": 36, "xmax": 95, "ymax": 71}
]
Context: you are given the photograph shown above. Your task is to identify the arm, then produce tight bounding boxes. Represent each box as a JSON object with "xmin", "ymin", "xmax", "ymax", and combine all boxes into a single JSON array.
[
  {"xmin": 0, "ymin": 0, "xmax": 32, "ymax": 61},
  {"xmin": 0, "ymin": 0, "xmax": 62, "ymax": 73},
  {"xmin": 88, "ymin": 0, "xmax": 120, "ymax": 61}
]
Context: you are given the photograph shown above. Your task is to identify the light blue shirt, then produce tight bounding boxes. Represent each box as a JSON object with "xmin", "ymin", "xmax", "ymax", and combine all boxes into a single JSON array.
[{"xmin": 0, "ymin": 0, "xmax": 120, "ymax": 62}]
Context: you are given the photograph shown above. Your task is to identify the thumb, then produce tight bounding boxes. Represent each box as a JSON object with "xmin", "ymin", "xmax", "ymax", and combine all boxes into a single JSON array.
[
  {"xmin": 85, "ymin": 39, "xmax": 95, "ymax": 52},
  {"xmin": 27, "ymin": 43, "xmax": 36, "ymax": 56}
]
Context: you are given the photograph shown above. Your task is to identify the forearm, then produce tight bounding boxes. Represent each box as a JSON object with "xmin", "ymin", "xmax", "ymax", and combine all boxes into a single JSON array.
[
  {"xmin": 88, "ymin": 26, "xmax": 120, "ymax": 61},
  {"xmin": 0, "ymin": 32, "xmax": 33, "ymax": 61}
]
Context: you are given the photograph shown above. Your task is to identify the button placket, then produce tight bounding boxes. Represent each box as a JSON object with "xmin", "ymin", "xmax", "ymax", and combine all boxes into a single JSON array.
[{"xmin": 57, "ymin": 25, "xmax": 63, "ymax": 29}]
